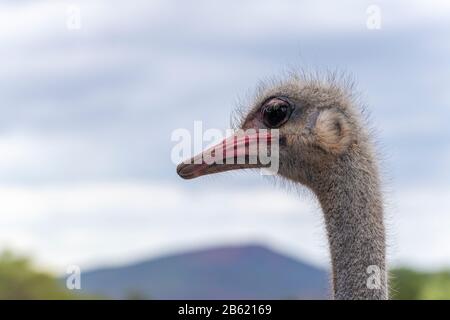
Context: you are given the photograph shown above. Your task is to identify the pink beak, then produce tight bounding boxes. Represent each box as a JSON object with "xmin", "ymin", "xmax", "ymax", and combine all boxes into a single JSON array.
[{"xmin": 177, "ymin": 131, "xmax": 273, "ymax": 179}]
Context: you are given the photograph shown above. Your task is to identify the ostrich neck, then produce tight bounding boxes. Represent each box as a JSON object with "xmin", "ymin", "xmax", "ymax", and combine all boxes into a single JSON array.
[{"xmin": 313, "ymin": 153, "xmax": 387, "ymax": 300}]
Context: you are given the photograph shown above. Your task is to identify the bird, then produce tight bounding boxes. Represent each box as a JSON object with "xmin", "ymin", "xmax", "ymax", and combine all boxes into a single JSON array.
[{"xmin": 176, "ymin": 72, "xmax": 388, "ymax": 300}]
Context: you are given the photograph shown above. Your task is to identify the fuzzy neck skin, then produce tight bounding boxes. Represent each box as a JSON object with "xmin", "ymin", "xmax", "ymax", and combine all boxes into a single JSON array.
[{"xmin": 312, "ymin": 150, "xmax": 388, "ymax": 300}]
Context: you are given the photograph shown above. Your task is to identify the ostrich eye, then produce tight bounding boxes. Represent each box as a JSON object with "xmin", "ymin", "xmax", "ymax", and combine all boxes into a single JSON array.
[{"xmin": 261, "ymin": 98, "xmax": 293, "ymax": 128}]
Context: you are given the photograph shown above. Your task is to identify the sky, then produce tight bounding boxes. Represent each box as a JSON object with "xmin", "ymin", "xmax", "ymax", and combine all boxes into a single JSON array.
[{"xmin": 0, "ymin": 0, "xmax": 449, "ymax": 273}]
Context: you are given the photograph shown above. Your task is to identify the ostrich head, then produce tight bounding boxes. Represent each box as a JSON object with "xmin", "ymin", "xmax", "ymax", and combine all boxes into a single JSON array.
[{"xmin": 177, "ymin": 74, "xmax": 367, "ymax": 195}]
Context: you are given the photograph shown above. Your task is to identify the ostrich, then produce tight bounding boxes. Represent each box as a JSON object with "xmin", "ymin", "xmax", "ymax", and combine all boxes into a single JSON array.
[{"xmin": 176, "ymin": 73, "xmax": 388, "ymax": 300}]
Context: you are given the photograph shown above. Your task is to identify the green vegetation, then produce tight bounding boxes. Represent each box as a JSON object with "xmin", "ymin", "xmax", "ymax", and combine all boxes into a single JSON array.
[
  {"xmin": 390, "ymin": 268, "xmax": 450, "ymax": 300},
  {"xmin": 0, "ymin": 251, "xmax": 93, "ymax": 299}
]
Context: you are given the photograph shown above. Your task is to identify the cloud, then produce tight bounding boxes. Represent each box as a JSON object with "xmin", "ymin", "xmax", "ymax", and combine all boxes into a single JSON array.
[
  {"xmin": 389, "ymin": 187, "xmax": 450, "ymax": 270},
  {"xmin": 0, "ymin": 181, "xmax": 326, "ymax": 271}
]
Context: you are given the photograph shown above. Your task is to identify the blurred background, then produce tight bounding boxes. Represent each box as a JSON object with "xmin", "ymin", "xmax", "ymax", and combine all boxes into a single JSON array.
[{"xmin": 0, "ymin": 0, "xmax": 449, "ymax": 299}]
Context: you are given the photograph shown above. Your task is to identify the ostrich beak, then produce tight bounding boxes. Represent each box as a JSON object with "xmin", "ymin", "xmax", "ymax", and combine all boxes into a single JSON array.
[{"xmin": 177, "ymin": 131, "xmax": 274, "ymax": 179}]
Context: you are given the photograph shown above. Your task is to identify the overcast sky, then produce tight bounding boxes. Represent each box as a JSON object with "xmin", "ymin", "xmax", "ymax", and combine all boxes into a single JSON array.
[{"xmin": 0, "ymin": 0, "xmax": 449, "ymax": 272}]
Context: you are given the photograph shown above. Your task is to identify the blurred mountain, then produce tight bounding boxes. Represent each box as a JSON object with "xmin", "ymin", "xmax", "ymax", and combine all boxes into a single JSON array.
[{"xmin": 79, "ymin": 244, "xmax": 329, "ymax": 299}]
